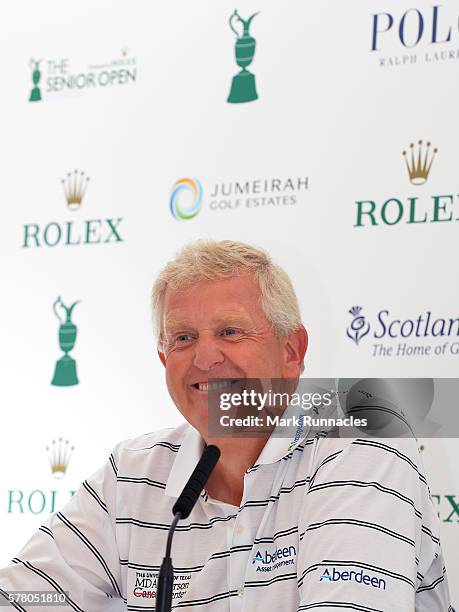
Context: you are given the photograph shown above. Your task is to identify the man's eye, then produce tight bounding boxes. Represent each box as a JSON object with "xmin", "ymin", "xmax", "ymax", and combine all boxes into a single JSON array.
[
  {"xmin": 176, "ymin": 334, "xmax": 193, "ymax": 343},
  {"xmin": 221, "ymin": 328, "xmax": 240, "ymax": 337}
]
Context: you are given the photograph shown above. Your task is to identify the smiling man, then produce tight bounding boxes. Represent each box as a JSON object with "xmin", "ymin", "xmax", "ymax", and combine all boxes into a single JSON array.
[
  {"xmin": 0, "ymin": 240, "xmax": 452, "ymax": 611},
  {"xmin": 154, "ymin": 249, "xmax": 307, "ymax": 507}
]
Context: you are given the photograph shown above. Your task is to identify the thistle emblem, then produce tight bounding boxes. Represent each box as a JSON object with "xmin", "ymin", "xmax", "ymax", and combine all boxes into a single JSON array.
[{"xmin": 347, "ymin": 306, "xmax": 370, "ymax": 345}]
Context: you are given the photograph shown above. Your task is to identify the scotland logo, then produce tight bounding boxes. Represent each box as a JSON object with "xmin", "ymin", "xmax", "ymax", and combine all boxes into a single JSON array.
[{"xmin": 347, "ymin": 306, "xmax": 370, "ymax": 345}]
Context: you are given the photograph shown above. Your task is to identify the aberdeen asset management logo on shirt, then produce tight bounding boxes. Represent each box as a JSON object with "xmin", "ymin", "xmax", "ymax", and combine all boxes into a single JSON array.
[
  {"xmin": 252, "ymin": 545, "xmax": 297, "ymax": 572},
  {"xmin": 320, "ymin": 567, "xmax": 386, "ymax": 590}
]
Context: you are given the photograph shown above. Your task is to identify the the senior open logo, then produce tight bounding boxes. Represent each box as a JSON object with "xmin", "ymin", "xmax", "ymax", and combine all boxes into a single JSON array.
[
  {"xmin": 27, "ymin": 50, "xmax": 137, "ymax": 103},
  {"xmin": 169, "ymin": 178, "xmax": 203, "ymax": 220}
]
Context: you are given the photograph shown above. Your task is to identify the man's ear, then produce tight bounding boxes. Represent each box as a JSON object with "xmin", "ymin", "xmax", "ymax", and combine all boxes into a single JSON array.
[
  {"xmin": 283, "ymin": 325, "xmax": 308, "ymax": 377},
  {"xmin": 158, "ymin": 349, "xmax": 166, "ymax": 367}
]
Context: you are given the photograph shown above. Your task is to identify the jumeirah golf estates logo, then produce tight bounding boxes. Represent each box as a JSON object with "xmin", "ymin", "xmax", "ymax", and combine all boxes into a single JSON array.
[
  {"xmin": 169, "ymin": 175, "xmax": 309, "ymax": 219},
  {"xmin": 227, "ymin": 10, "xmax": 259, "ymax": 103},
  {"xmin": 347, "ymin": 306, "xmax": 371, "ymax": 345},
  {"xmin": 51, "ymin": 297, "xmax": 80, "ymax": 387},
  {"xmin": 22, "ymin": 170, "xmax": 123, "ymax": 248},
  {"xmin": 62, "ymin": 169, "xmax": 90, "ymax": 210},
  {"xmin": 170, "ymin": 178, "xmax": 203, "ymax": 220},
  {"xmin": 46, "ymin": 438, "xmax": 74, "ymax": 479},
  {"xmin": 353, "ymin": 139, "xmax": 458, "ymax": 228}
]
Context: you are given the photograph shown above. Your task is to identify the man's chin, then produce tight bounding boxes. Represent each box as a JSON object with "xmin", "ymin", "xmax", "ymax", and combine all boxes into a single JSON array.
[{"xmin": 181, "ymin": 396, "xmax": 208, "ymax": 431}]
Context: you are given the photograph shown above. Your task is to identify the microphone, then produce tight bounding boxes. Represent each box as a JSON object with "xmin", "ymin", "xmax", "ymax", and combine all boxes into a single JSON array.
[{"xmin": 155, "ymin": 444, "xmax": 221, "ymax": 611}]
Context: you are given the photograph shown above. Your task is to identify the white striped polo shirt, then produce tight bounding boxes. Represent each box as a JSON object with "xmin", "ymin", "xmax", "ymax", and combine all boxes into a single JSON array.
[{"xmin": 0, "ymin": 422, "xmax": 452, "ymax": 611}]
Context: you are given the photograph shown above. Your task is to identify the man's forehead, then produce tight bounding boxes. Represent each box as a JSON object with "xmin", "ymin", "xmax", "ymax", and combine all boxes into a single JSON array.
[
  {"xmin": 164, "ymin": 273, "xmax": 258, "ymax": 297},
  {"xmin": 162, "ymin": 275, "xmax": 263, "ymax": 328},
  {"xmin": 164, "ymin": 308, "xmax": 254, "ymax": 329},
  {"xmin": 164, "ymin": 275, "xmax": 260, "ymax": 305}
]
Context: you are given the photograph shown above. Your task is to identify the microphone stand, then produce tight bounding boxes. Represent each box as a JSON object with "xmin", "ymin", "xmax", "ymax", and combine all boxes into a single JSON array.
[
  {"xmin": 155, "ymin": 513, "xmax": 181, "ymax": 612},
  {"xmin": 154, "ymin": 444, "xmax": 221, "ymax": 612}
]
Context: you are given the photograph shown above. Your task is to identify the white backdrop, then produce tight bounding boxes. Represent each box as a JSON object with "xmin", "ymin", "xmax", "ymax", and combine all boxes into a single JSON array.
[{"xmin": 0, "ymin": 0, "xmax": 457, "ymax": 605}]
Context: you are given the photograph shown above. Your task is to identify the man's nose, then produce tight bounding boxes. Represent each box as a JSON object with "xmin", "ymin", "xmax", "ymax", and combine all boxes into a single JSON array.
[{"xmin": 192, "ymin": 337, "xmax": 225, "ymax": 371}]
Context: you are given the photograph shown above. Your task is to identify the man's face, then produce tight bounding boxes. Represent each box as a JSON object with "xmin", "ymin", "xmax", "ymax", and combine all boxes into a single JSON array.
[{"xmin": 158, "ymin": 273, "xmax": 307, "ymax": 438}]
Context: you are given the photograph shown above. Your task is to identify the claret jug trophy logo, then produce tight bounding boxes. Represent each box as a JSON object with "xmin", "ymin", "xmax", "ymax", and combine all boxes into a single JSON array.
[
  {"xmin": 227, "ymin": 10, "xmax": 259, "ymax": 103},
  {"xmin": 402, "ymin": 140, "xmax": 438, "ymax": 186},
  {"xmin": 51, "ymin": 296, "xmax": 80, "ymax": 387},
  {"xmin": 62, "ymin": 169, "xmax": 90, "ymax": 210},
  {"xmin": 46, "ymin": 438, "xmax": 74, "ymax": 479},
  {"xmin": 29, "ymin": 58, "xmax": 42, "ymax": 102}
]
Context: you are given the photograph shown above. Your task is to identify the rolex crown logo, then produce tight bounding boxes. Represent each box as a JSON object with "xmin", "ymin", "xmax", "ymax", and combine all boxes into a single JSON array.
[
  {"xmin": 402, "ymin": 140, "xmax": 438, "ymax": 186},
  {"xmin": 46, "ymin": 438, "xmax": 74, "ymax": 479},
  {"xmin": 61, "ymin": 169, "xmax": 90, "ymax": 210}
]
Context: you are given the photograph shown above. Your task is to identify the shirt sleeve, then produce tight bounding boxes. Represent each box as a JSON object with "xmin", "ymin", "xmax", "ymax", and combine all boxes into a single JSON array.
[
  {"xmin": 0, "ymin": 446, "xmax": 125, "ymax": 612},
  {"xmin": 296, "ymin": 436, "xmax": 452, "ymax": 612}
]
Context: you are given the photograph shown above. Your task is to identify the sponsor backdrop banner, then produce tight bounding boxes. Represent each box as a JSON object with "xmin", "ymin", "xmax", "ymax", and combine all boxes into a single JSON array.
[{"xmin": 0, "ymin": 0, "xmax": 458, "ymax": 603}]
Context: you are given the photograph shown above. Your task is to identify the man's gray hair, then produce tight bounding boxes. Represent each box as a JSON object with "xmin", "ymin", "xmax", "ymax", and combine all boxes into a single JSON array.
[{"xmin": 151, "ymin": 239, "xmax": 302, "ymax": 342}]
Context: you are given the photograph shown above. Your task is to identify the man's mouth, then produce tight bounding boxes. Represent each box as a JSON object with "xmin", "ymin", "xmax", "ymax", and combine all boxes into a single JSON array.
[{"xmin": 191, "ymin": 380, "xmax": 237, "ymax": 392}]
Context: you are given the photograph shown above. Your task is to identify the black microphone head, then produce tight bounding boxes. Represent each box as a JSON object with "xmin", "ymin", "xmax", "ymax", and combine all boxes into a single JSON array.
[{"xmin": 172, "ymin": 444, "xmax": 220, "ymax": 520}]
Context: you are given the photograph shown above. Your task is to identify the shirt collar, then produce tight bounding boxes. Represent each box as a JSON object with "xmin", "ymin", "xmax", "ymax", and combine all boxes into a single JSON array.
[
  {"xmin": 164, "ymin": 403, "xmax": 309, "ymax": 499},
  {"xmin": 165, "ymin": 424, "xmax": 206, "ymax": 499},
  {"xmin": 254, "ymin": 401, "xmax": 310, "ymax": 465}
]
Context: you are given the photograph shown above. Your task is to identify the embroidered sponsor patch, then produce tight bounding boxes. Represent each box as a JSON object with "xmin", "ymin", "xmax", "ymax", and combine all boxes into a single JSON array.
[{"xmin": 129, "ymin": 570, "xmax": 191, "ymax": 601}]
